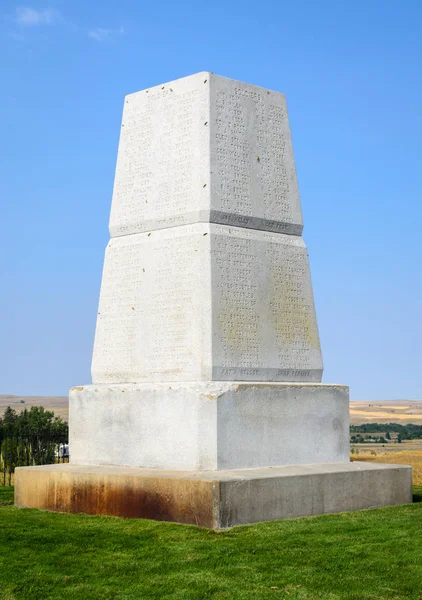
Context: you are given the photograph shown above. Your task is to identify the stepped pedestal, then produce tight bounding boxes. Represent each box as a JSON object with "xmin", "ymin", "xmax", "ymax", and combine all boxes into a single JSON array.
[
  {"xmin": 15, "ymin": 462, "xmax": 412, "ymax": 528},
  {"xmin": 68, "ymin": 382, "xmax": 350, "ymax": 470}
]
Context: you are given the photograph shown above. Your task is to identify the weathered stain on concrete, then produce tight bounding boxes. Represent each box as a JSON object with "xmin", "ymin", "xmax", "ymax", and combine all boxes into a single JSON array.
[
  {"xmin": 15, "ymin": 467, "xmax": 216, "ymax": 527},
  {"xmin": 15, "ymin": 462, "xmax": 412, "ymax": 529}
]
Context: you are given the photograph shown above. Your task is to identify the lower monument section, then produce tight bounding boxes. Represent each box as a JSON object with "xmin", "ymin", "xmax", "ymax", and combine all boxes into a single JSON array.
[
  {"xmin": 91, "ymin": 223, "xmax": 323, "ymax": 384},
  {"xmin": 15, "ymin": 462, "xmax": 412, "ymax": 528},
  {"xmin": 69, "ymin": 382, "xmax": 350, "ymax": 470}
]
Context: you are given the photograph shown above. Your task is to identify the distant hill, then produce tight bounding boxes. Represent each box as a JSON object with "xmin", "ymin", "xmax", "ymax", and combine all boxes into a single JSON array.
[
  {"xmin": 1, "ymin": 395, "xmax": 421, "ymax": 426},
  {"xmin": 0, "ymin": 394, "xmax": 68, "ymax": 422},
  {"xmin": 350, "ymin": 400, "xmax": 422, "ymax": 424}
]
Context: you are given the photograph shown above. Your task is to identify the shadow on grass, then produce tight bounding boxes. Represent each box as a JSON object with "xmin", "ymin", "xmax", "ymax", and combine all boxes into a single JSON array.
[{"xmin": 413, "ymin": 486, "xmax": 422, "ymax": 502}]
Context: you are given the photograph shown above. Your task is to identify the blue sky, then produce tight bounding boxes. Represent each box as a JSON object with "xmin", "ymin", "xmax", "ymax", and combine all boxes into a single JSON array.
[{"xmin": 1, "ymin": 0, "xmax": 421, "ymax": 399}]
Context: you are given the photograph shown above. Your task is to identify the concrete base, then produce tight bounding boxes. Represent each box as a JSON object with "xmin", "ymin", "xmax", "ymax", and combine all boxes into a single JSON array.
[
  {"xmin": 69, "ymin": 382, "xmax": 349, "ymax": 470},
  {"xmin": 15, "ymin": 462, "xmax": 412, "ymax": 529}
]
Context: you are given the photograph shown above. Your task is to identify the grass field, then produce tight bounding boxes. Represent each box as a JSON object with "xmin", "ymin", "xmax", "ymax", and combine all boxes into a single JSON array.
[
  {"xmin": 0, "ymin": 486, "xmax": 13, "ymax": 505},
  {"xmin": 0, "ymin": 489, "xmax": 422, "ymax": 600}
]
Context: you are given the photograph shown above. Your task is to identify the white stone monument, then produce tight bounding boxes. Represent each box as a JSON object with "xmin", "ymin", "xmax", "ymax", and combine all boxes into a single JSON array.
[{"xmin": 15, "ymin": 73, "xmax": 412, "ymax": 527}]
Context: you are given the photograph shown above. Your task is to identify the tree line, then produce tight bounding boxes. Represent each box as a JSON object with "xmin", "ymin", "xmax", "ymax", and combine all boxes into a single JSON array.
[
  {"xmin": 0, "ymin": 406, "xmax": 68, "ymax": 485},
  {"xmin": 350, "ymin": 423, "xmax": 422, "ymax": 440}
]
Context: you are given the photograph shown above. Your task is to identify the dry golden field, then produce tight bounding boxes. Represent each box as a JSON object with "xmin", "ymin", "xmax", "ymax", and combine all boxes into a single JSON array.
[
  {"xmin": 350, "ymin": 401, "xmax": 422, "ymax": 485},
  {"xmin": 350, "ymin": 400, "xmax": 422, "ymax": 424},
  {"xmin": 0, "ymin": 394, "xmax": 68, "ymax": 421},
  {"xmin": 350, "ymin": 439, "xmax": 422, "ymax": 485},
  {"xmin": 351, "ymin": 448, "xmax": 422, "ymax": 486},
  {"xmin": 2, "ymin": 397, "xmax": 422, "ymax": 427}
]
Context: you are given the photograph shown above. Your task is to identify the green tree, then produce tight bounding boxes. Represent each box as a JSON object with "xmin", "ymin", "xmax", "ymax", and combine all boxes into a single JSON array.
[
  {"xmin": 0, "ymin": 406, "xmax": 68, "ymax": 483},
  {"xmin": 1, "ymin": 407, "xmax": 18, "ymax": 425},
  {"xmin": 0, "ymin": 407, "xmax": 19, "ymax": 484},
  {"xmin": 17, "ymin": 406, "xmax": 68, "ymax": 465}
]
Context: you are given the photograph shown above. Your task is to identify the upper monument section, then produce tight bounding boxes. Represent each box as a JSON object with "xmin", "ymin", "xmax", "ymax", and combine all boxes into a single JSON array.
[
  {"xmin": 92, "ymin": 73, "xmax": 323, "ymax": 384},
  {"xmin": 109, "ymin": 72, "xmax": 303, "ymax": 237}
]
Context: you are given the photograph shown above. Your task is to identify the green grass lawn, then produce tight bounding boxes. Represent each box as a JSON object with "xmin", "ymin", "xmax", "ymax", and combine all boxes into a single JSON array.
[
  {"xmin": 1, "ymin": 489, "xmax": 422, "ymax": 600},
  {"xmin": 0, "ymin": 487, "xmax": 14, "ymax": 505}
]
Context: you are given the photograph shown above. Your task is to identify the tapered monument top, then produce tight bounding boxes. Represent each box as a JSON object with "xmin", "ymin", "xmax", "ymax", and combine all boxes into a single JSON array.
[
  {"xmin": 109, "ymin": 72, "xmax": 303, "ymax": 237},
  {"xmin": 92, "ymin": 73, "xmax": 323, "ymax": 384}
]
